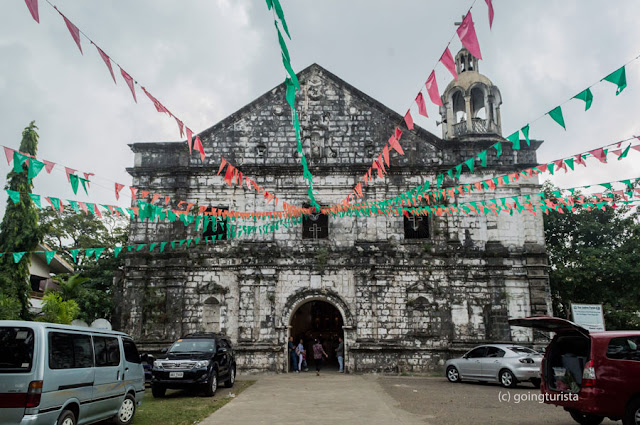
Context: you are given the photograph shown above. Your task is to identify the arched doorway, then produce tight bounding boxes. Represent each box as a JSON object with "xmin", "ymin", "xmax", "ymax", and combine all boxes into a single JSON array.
[{"xmin": 290, "ymin": 300, "xmax": 344, "ymax": 371}]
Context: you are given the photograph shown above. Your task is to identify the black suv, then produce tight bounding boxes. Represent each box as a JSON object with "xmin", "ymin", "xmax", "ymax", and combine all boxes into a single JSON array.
[{"xmin": 151, "ymin": 333, "xmax": 236, "ymax": 397}]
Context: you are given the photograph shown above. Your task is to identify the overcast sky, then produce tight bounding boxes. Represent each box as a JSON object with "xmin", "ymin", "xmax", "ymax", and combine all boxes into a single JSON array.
[{"xmin": 1, "ymin": 0, "xmax": 639, "ymax": 218}]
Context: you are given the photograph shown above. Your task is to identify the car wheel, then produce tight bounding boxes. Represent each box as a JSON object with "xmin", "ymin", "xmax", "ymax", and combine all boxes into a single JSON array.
[
  {"xmin": 151, "ymin": 385, "xmax": 166, "ymax": 398},
  {"xmin": 569, "ymin": 410, "xmax": 604, "ymax": 425},
  {"xmin": 446, "ymin": 366, "xmax": 461, "ymax": 383},
  {"xmin": 224, "ymin": 366, "xmax": 236, "ymax": 388},
  {"xmin": 531, "ymin": 378, "xmax": 541, "ymax": 389},
  {"xmin": 57, "ymin": 410, "xmax": 76, "ymax": 425},
  {"xmin": 499, "ymin": 369, "xmax": 517, "ymax": 388},
  {"xmin": 623, "ymin": 397, "xmax": 640, "ymax": 425},
  {"xmin": 204, "ymin": 370, "xmax": 218, "ymax": 396},
  {"xmin": 113, "ymin": 394, "xmax": 136, "ymax": 425}
]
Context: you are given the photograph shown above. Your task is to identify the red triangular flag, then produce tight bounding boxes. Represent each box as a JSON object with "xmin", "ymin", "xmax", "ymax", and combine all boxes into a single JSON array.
[
  {"xmin": 224, "ymin": 165, "xmax": 235, "ymax": 185},
  {"xmin": 65, "ymin": 167, "xmax": 76, "ymax": 182},
  {"xmin": 404, "ymin": 110, "xmax": 414, "ymax": 130},
  {"xmin": 218, "ymin": 158, "xmax": 227, "ymax": 175},
  {"xmin": 194, "ymin": 136, "xmax": 205, "ymax": 161},
  {"xmin": 383, "ymin": 145, "xmax": 390, "ymax": 167},
  {"xmin": 78, "ymin": 201, "xmax": 88, "ymax": 214},
  {"xmin": 456, "ymin": 12, "xmax": 482, "ymax": 60},
  {"xmin": 186, "ymin": 127, "xmax": 193, "ymax": 154},
  {"xmin": 440, "ymin": 47, "xmax": 457, "ymax": 81},
  {"xmin": 536, "ymin": 164, "xmax": 548, "ymax": 173},
  {"xmin": 589, "ymin": 148, "xmax": 607, "ymax": 163},
  {"xmin": 120, "ymin": 67, "xmax": 137, "ymax": 102},
  {"xmin": 3, "ymin": 147, "xmax": 14, "ymax": 165},
  {"xmin": 141, "ymin": 190, "xmax": 150, "ymax": 198},
  {"xmin": 130, "ymin": 187, "xmax": 138, "ymax": 198},
  {"xmin": 354, "ymin": 182, "xmax": 363, "ymax": 198},
  {"xmin": 24, "ymin": 0, "xmax": 39, "ymax": 23},
  {"xmin": 175, "ymin": 117, "xmax": 184, "ymax": 138},
  {"xmin": 415, "ymin": 93, "xmax": 428, "ymax": 118},
  {"xmin": 58, "ymin": 11, "xmax": 82, "ymax": 54},
  {"xmin": 485, "ymin": 0, "xmax": 494, "ymax": 29},
  {"xmin": 93, "ymin": 44, "xmax": 116, "ymax": 84},
  {"xmin": 93, "ymin": 203, "xmax": 102, "ymax": 218},
  {"xmin": 83, "ymin": 172, "xmax": 94, "ymax": 187},
  {"xmin": 115, "ymin": 183, "xmax": 125, "ymax": 200},
  {"xmin": 554, "ymin": 159, "xmax": 568, "ymax": 173},
  {"xmin": 395, "ymin": 127, "xmax": 403, "ymax": 140},
  {"xmin": 425, "ymin": 71, "xmax": 443, "ymax": 106},
  {"xmin": 388, "ymin": 136, "xmax": 405, "ymax": 156},
  {"xmin": 141, "ymin": 87, "xmax": 169, "ymax": 114},
  {"xmin": 164, "ymin": 196, "xmax": 170, "ymax": 205},
  {"xmin": 43, "ymin": 160, "xmax": 55, "ymax": 173}
]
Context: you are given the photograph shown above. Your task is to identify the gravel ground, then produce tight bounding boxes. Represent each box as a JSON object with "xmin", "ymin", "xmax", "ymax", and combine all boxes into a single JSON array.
[{"xmin": 375, "ymin": 376, "xmax": 618, "ymax": 425}]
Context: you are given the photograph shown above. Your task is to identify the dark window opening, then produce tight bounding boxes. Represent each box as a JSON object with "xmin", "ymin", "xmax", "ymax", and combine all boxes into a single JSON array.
[
  {"xmin": 404, "ymin": 214, "xmax": 430, "ymax": 239},
  {"xmin": 123, "ymin": 339, "xmax": 141, "ymax": 364},
  {"xmin": 607, "ymin": 337, "xmax": 640, "ymax": 361},
  {"xmin": 49, "ymin": 332, "xmax": 93, "ymax": 369},
  {"xmin": 93, "ymin": 336, "xmax": 121, "ymax": 367},
  {"xmin": 203, "ymin": 206, "xmax": 228, "ymax": 241},
  {"xmin": 0, "ymin": 327, "xmax": 34, "ymax": 373},
  {"xmin": 302, "ymin": 211, "xmax": 329, "ymax": 239}
]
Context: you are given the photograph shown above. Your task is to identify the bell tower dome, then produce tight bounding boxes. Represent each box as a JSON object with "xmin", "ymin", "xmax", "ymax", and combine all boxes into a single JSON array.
[{"xmin": 439, "ymin": 48, "xmax": 502, "ymax": 140}]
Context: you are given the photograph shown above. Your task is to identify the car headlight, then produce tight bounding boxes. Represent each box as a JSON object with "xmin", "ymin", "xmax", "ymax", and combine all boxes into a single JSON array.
[
  {"xmin": 153, "ymin": 360, "xmax": 163, "ymax": 369},
  {"xmin": 195, "ymin": 360, "xmax": 210, "ymax": 368}
]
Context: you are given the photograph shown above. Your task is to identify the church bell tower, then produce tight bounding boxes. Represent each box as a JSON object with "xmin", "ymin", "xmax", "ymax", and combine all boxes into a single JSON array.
[{"xmin": 439, "ymin": 48, "xmax": 503, "ymax": 140}]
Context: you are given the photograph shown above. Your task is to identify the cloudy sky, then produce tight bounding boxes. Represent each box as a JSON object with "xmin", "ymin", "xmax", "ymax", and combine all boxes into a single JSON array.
[{"xmin": 0, "ymin": 0, "xmax": 639, "ymax": 218}]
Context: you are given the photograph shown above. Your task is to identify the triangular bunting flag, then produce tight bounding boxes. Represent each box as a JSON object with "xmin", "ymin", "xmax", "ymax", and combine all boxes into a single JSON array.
[
  {"xmin": 548, "ymin": 106, "xmax": 566, "ymax": 130},
  {"xmin": 602, "ymin": 66, "xmax": 627, "ymax": 95},
  {"xmin": 573, "ymin": 88, "xmax": 593, "ymax": 111}
]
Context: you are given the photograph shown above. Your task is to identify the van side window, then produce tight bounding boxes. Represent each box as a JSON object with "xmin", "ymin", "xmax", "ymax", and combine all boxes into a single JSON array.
[
  {"xmin": 49, "ymin": 332, "xmax": 93, "ymax": 369},
  {"xmin": 94, "ymin": 336, "xmax": 121, "ymax": 367},
  {"xmin": 607, "ymin": 337, "xmax": 640, "ymax": 361},
  {"xmin": 123, "ymin": 339, "xmax": 141, "ymax": 364}
]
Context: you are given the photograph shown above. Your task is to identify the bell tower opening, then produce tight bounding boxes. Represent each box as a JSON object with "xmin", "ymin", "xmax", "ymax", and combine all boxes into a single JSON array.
[{"xmin": 290, "ymin": 300, "xmax": 344, "ymax": 371}]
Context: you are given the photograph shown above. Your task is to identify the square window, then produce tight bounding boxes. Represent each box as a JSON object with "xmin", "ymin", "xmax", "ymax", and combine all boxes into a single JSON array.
[
  {"xmin": 203, "ymin": 207, "xmax": 228, "ymax": 241},
  {"xmin": 404, "ymin": 214, "xmax": 430, "ymax": 239},
  {"xmin": 302, "ymin": 212, "xmax": 329, "ymax": 239}
]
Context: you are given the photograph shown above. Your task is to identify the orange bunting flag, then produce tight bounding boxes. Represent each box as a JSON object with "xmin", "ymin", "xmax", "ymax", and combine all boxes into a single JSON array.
[
  {"xmin": 224, "ymin": 165, "xmax": 235, "ymax": 185},
  {"xmin": 354, "ymin": 182, "xmax": 363, "ymax": 198},
  {"xmin": 151, "ymin": 194, "xmax": 161, "ymax": 204},
  {"xmin": 194, "ymin": 136, "xmax": 206, "ymax": 161},
  {"xmin": 130, "ymin": 187, "xmax": 138, "ymax": 198},
  {"xmin": 388, "ymin": 136, "xmax": 404, "ymax": 156},
  {"xmin": 218, "ymin": 158, "xmax": 227, "ymax": 175},
  {"xmin": 164, "ymin": 196, "xmax": 170, "ymax": 205},
  {"xmin": 141, "ymin": 190, "xmax": 150, "ymax": 198},
  {"xmin": 404, "ymin": 110, "xmax": 414, "ymax": 130},
  {"xmin": 383, "ymin": 145, "xmax": 390, "ymax": 167},
  {"xmin": 395, "ymin": 127, "xmax": 403, "ymax": 140},
  {"xmin": 186, "ymin": 128, "xmax": 193, "ymax": 154}
]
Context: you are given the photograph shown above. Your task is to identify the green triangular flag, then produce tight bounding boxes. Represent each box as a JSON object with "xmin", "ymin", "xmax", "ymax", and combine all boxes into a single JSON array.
[
  {"xmin": 573, "ymin": 88, "xmax": 593, "ymax": 111},
  {"xmin": 564, "ymin": 158, "xmax": 574, "ymax": 170},
  {"xmin": 602, "ymin": 66, "xmax": 627, "ymax": 95},
  {"xmin": 179, "ymin": 239, "xmax": 186, "ymax": 247},
  {"xmin": 493, "ymin": 142, "xmax": 502, "ymax": 158},
  {"xmin": 136, "ymin": 244, "xmax": 146, "ymax": 251},
  {"xmin": 79, "ymin": 178, "xmax": 89, "ymax": 195},
  {"xmin": 477, "ymin": 150, "xmax": 487, "ymax": 167},
  {"xmin": 27, "ymin": 159, "xmax": 45, "ymax": 181},
  {"xmin": 149, "ymin": 243, "xmax": 157, "ymax": 252},
  {"xmin": 547, "ymin": 163, "xmax": 555, "ymax": 175},
  {"xmin": 114, "ymin": 246, "xmax": 123, "ymax": 258},
  {"xmin": 68, "ymin": 200, "xmax": 80, "ymax": 213},
  {"xmin": 464, "ymin": 157, "xmax": 475, "ymax": 173},
  {"xmin": 194, "ymin": 237, "xmax": 200, "ymax": 245},
  {"xmin": 281, "ymin": 52, "xmax": 300, "ymax": 90},
  {"xmin": 271, "ymin": 0, "xmax": 291, "ymax": 39},
  {"xmin": 85, "ymin": 248, "xmax": 95, "ymax": 258},
  {"xmin": 436, "ymin": 174, "xmax": 444, "ymax": 188},
  {"xmin": 275, "ymin": 20, "xmax": 290, "ymax": 64},
  {"xmin": 506, "ymin": 131, "xmax": 520, "ymax": 150},
  {"xmin": 186, "ymin": 238, "xmax": 193, "ymax": 247},
  {"xmin": 160, "ymin": 242, "xmax": 168, "ymax": 252},
  {"xmin": 69, "ymin": 174, "xmax": 80, "ymax": 194},
  {"xmin": 446, "ymin": 169, "xmax": 453, "ymax": 179},
  {"xmin": 93, "ymin": 248, "xmax": 104, "ymax": 260},
  {"xmin": 28, "ymin": 194, "xmax": 41, "ymax": 208},
  {"xmin": 265, "ymin": 0, "xmax": 272, "ymax": 10},
  {"xmin": 454, "ymin": 164, "xmax": 463, "ymax": 179},
  {"xmin": 13, "ymin": 252, "xmax": 26, "ymax": 263},
  {"xmin": 126, "ymin": 245, "xmax": 135, "ymax": 252},
  {"xmin": 548, "ymin": 106, "xmax": 566, "ymax": 130},
  {"xmin": 618, "ymin": 144, "xmax": 631, "ymax": 160},
  {"xmin": 170, "ymin": 241, "xmax": 176, "ymax": 250},
  {"xmin": 285, "ymin": 77, "xmax": 296, "ymax": 109},
  {"xmin": 13, "ymin": 151, "xmax": 28, "ymax": 173},
  {"xmin": 45, "ymin": 251, "xmax": 56, "ymax": 265},
  {"xmin": 6, "ymin": 189, "xmax": 20, "ymax": 204},
  {"xmin": 521, "ymin": 124, "xmax": 530, "ymax": 146},
  {"xmin": 69, "ymin": 249, "xmax": 80, "ymax": 263}
]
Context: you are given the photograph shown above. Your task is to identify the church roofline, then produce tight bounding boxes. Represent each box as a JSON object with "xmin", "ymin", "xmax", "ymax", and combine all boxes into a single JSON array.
[{"xmin": 129, "ymin": 63, "xmax": 444, "ymax": 151}]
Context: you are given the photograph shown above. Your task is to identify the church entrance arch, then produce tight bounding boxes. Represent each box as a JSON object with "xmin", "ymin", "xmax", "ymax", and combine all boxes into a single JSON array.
[{"xmin": 289, "ymin": 299, "xmax": 344, "ymax": 371}]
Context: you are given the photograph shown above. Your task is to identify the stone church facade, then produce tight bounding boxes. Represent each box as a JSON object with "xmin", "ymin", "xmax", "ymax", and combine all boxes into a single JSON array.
[{"xmin": 119, "ymin": 50, "xmax": 551, "ymax": 373}]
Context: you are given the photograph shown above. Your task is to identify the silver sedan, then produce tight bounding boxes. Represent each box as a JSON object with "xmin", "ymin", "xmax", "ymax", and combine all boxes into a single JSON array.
[{"xmin": 445, "ymin": 344, "xmax": 542, "ymax": 388}]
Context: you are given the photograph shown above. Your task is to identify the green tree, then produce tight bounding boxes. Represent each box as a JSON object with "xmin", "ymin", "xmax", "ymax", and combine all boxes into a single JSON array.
[
  {"xmin": 36, "ymin": 292, "xmax": 80, "ymax": 324},
  {"xmin": 543, "ymin": 182, "xmax": 640, "ymax": 329},
  {"xmin": 0, "ymin": 122, "xmax": 44, "ymax": 319},
  {"xmin": 40, "ymin": 209, "xmax": 128, "ymax": 323}
]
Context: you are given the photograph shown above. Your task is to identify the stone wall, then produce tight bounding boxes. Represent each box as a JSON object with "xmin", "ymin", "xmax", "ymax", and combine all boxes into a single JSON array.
[{"xmin": 120, "ymin": 64, "xmax": 550, "ymax": 373}]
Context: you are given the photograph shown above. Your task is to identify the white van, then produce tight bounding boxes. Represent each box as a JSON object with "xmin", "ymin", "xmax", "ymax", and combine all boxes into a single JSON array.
[{"xmin": 0, "ymin": 321, "xmax": 145, "ymax": 425}]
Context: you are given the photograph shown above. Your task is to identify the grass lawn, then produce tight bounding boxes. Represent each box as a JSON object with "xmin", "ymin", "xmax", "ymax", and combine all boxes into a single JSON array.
[{"xmin": 132, "ymin": 380, "xmax": 255, "ymax": 425}]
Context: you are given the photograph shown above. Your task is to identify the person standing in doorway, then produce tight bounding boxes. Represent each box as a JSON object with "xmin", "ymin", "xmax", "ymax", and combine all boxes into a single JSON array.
[
  {"xmin": 312, "ymin": 338, "xmax": 328, "ymax": 376},
  {"xmin": 297, "ymin": 338, "xmax": 305, "ymax": 372},
  {"xmin": 336, "ymin": 336, "xmax": 344, "ymax": 373},
  {"xmin": 288, "ymin": 336, "xmax": 298, "ymax": 373}
]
